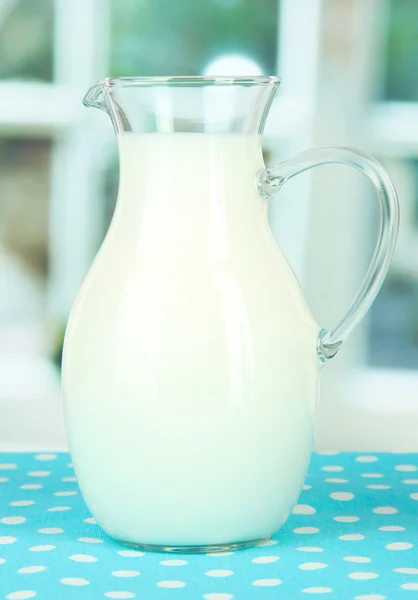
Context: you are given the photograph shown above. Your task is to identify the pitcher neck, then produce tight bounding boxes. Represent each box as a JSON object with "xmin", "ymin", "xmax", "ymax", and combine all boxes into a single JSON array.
[{"xmin": 83, "ymin": 76, "xmax": 280, "ymax": 135}]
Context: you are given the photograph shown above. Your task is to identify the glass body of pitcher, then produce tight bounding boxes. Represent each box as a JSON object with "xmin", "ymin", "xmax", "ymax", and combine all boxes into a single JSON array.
[{"xmin": 62, "ymin": 76, "xmax": 399, "ymax": 552}]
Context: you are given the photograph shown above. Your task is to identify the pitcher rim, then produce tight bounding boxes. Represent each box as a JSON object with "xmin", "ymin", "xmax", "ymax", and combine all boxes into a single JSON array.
[{"xmin": 100, "ymin": 75, "xmax": 281, "ymax": 87}]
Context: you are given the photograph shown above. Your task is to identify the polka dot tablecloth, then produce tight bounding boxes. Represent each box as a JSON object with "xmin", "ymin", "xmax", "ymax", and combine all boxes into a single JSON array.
[{"xmin": 1, "ymin": 452, "xmax": 418, "ymax": 599}]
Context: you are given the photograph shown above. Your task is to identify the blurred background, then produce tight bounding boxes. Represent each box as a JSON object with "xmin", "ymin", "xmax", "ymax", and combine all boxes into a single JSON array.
[{"xmin": 1, "ymin": 0, "xmax": 417, "ymax": 450}]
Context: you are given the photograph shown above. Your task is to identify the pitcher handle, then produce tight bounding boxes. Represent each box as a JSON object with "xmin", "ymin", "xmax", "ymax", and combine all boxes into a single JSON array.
[{"xmin": 257, "ymin": 146, "xmax": 400, "ymax": 362}]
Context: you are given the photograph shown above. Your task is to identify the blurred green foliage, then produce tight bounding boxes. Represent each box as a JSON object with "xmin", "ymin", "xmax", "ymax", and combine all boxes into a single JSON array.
[
  {"xmin": 384, "ymin": 0, "xmax": 418, "ymax": 101},
  {"xmin": 0, "ymin": 0, "xmax": 53, "ymax": 81},
  {"xmin": 110, "ymin": 0, "xmax": 278, "ymax": 76},
  {"xmin": 1, "ymin": 0, "xmax": 417, "ymax": 101}
]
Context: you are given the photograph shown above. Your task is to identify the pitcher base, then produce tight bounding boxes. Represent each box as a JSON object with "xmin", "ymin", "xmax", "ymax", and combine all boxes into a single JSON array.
[{"xmin": 119, "ymin": 536, "xmax": 270, "ymax": 554}]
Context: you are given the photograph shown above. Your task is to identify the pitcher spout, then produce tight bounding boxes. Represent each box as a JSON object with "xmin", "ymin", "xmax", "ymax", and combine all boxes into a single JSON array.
[{"xmin": 83, "ymin": 81, "xmax": 108, "ymax": 111}]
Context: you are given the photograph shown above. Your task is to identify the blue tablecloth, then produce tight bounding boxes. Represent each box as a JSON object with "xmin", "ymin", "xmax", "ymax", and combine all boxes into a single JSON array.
[{"xmin": 1, "ymin": 452, "xmax": 418, "ymax": 599}]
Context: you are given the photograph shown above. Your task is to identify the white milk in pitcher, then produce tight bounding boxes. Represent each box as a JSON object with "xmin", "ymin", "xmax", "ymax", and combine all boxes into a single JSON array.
[{"xmin": 63, "ymin": 133, "xmax": 320, "ymax": 548}]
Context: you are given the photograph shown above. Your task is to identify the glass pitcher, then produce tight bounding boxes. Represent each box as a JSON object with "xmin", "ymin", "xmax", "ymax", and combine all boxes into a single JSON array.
[{"xmin": 62, "ymin": 76, "xmax": 399, "ymax": 552}]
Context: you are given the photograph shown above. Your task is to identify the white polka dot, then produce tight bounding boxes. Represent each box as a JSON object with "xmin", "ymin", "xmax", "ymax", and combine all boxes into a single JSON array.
[
  {"xmin": 29, "ymin": 545, "xmax": 55, "ymax": 552},
  {"xmin": 28, "ymin": 471, "xmax": 50, "ymax": 477},
  {"xmin": 0, "ymin": 463, "xmax": 17, "ymax": 470},
  {"xmin": 355, "ymin": 596, "xmax": 386, "ymax": 600},
  {"xmin": 252, "ymin": 579, "xmax": 282, "ymax": 586},
  {"xmin": 297, "ymin": 547, "xmax": 324, "ymax": 552},
  {"xmin": 54, "ymin": 491, "xmax": 78, "ymax": 496},
  {"xmin": 17, "ymin": 566, "xmax": 47, "ymax": 574},
  {"xmin": 118, "ymin": 550, "xmax": 144, "ymax": 557},
  {"xmin": 20, "ymin": 484, "xmax": 42, "ymax": 490},
  {"xmin": 299, "ymin": 562, "xmax": 328, "ymax": 570},
  {"xmin": 293, "ymin": 504, "xmax": 316, "ymax": 515},
  {"xmin": 0, "ymin": 558, "xmax": 5, "ymax": 564},
  {"xmin": 402, "ymin": 479, "xmax": 418, "ymax": 484},
  {"xmin": 104, "ymin": 594, "xmax": 136, "ymax": 599},
  {"xmin": 396, "ymin": 465, "xmax": 417, "ymax": 472},
  {"xmin": 367, "ymin": 485, "xmax": 391, "ymax": 490},
  {"xmin": 78, "ymin": 537, "xmax": 103, "ymax": 544},
  {"xmin": 112, "ymin": 570, "xmax": 140, "ymax": 578},
  {"xmin": 379, "ymin": 526, "xmax": 405, "ymax": 532},
  {"xmin": 334, "ymin": 516, "xmax": 359, "ymax": 523},
  {"xmin": 47, "ymin": 506, "xmax": 71, "ymax": 512},
  {"xmin": 160, "ymin": 559, "xmax": 188, "ymax": 566},
  {"xmin": 356, "ymin": 456, "xmax": 378, "ymax": 463},
  {"xmin": 60, "ymin": 578, "xmax": 90, "ymax": 586},
  {"xmin": 68, "ymin": 463, "xmax": 74, "ymax": 468},
  {"xmin": 70, "ymin": 554, "xmax": 97, "ymax": 563},
  {"xmin": 349, "ymin": 572, "xmax": 378, "ymax": 579},
  {"xmin": 205, "ymin": 570, "xmax": 234, "ymax": 577},
  {"xmin": 0, "ymin": 537, "xmax": 16, "ymax": 544},
  {"xmin": 386, "ymin": 542, "xmax": 413, "ymax": 550},
  {"xmin": 156, "ymin": 581, "xmax": 186, "ymax": 588},
  {"xmin": 330, "ymin": 492, "xmax": 354, "ymax": 501},
  {"xmin": 325, "ymin": 478, "xmax": 349, "ymax": 484},
  {"xmin": 207, "ymin": 552, "xmax": 235, "ymax": 556},
  {"xmin": 410, "ymin": 493, "xmax": 418, "ymax": 501},
  {"xmin": 394, "ymin": 568, "xmax": 418, "ymax": 574},
  {"xmin": 302, "ymin": 587, "xmax": 333, "ymax": 594},
  {"xmin": 84, "ymin": 517, "xmax": 97, "ymax": 524},
  {"xmin": 303, "ymin": 484, "xmax": 312, "ymax": 490},
  {"xmin": 294, "ymin": 527, "xmax": 319, "ymax": 534},
  {"xmin": 0, "ymin": 477, "xmax": 9, "ymax": 483},
  {"xmin": 321, "ymin": 466, "xmax": 344, "ymax": 472},
  {"xmin": 203, "ymin": 595, "xmax": 233, "ymax": 600},
  {"xmin": 35, "ymin": 454, "xmax": 57, "ymax": 461},
  {"xmin": 251, "ymin": 556, "xmax": 280, "ymax": 563},
  {"xmin": 1, "ymin": 517, "xmax": 26, "ymax": 525},
  {"xmin": 10, "ymin": 501, "xmax": 34, "ymax": 507},
  {"xmin": 339, "ymin": 534, "xmax": 365, "ymax": 541},
  {"xmin": 256, "ymin": 539, "xmax": 277, "ymax": 547},
  {"xmin": 361, "ymin": 473, "xmax": 383, "ymax": 478},
  {"xmin": 38, "ymin": 528, "xmax": 63, "ymax": 535},
  {"xmin": 344, "ymin": 556, "xmax": 371, "ymax": 563},
  {"xmin": 6, "ymin": 593, "xmax": 37, "ymax": 600},
  {"xmin": 373, "ymin": 506, "xmax": 398, "ymax": 514},
  {"xmin": 61, "ymin": 477, "xmax": 77, "ymax": 482},
  {"xmin": 402, "ymin": 583, "xmax": 418, "ymax": 590}
]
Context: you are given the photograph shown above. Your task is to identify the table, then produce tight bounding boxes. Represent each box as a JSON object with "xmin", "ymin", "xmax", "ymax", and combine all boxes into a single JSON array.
[{"xmin": 1, "ymin": 452, "xmax": 417, "ymax": 599}]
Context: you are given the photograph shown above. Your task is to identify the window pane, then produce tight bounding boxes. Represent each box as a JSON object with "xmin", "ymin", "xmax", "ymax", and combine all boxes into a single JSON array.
[
  {"xmin": 0, "ymin": 0, "xmax": 54, "ymax": 82},
  {"xmin": 383, "ymin": 0, "xmax": 418, "ymax": 101},
  {"xmin": 369, "ymin": 160, "xmax": 418, "ymax": 369},
  {"xmin": 0, "ymin": 138, "xmax": 56, "ymax": 369},
  {"xmin": 110, "ymin": 0, "xmax": 278, "ymax": 76}
]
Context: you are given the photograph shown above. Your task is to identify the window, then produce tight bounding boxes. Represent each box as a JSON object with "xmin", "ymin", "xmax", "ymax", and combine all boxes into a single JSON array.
[
  {"xmin": 4, "ymin": 0, "xmax": 416, "ymax": 451},
  {"xmin": 110, "ymin": 0, "xmax": 278, "ymax": 76}
]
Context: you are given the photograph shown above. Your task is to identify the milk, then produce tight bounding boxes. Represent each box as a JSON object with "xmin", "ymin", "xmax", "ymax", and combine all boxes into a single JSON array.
[{"xmin": 63, "ymin": 133, "xmax": 320, "ymax": 548}]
